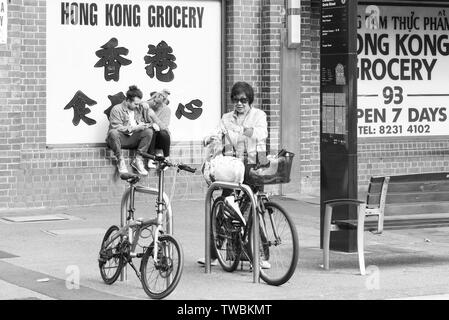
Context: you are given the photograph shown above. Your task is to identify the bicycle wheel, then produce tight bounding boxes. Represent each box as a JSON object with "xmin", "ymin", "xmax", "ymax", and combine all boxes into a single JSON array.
[
  {"xmin": 98, "ymin": 225, "xmax": 124, "ymax": 285},
  {"xmin": 249, "ymin": 201, "xmax": 299, "ymax": 286},
  {"xmin": 211, "ymin": 196, "xmax": 241, "ymax": 272},
  {"xmin": 140, "ymin": 234, "xmax": 183, "ymax": 299}
]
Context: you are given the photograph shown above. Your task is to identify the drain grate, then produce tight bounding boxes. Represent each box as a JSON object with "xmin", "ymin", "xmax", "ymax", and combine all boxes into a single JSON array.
[
  {"xmin": 1, "ymin": 215, "xmax": 70, "ymax": 223},
  {"xmin": 42, "ymin": 228, "xmax": 105, "ymax": 236}
]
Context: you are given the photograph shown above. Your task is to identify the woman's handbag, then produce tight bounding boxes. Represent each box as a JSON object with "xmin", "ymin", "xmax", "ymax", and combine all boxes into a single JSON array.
[
  {"xmin": 201, "ymin": 124, "xmax": 245, "ymax": 185},
  {"xmin": 205, "ymin": 154, "xmax": 245, "ymax": 184}
]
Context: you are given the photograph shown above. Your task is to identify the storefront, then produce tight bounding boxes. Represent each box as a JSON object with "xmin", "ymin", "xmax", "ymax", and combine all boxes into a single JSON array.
[{"xmin": 1, "ymin": 0, "xmax": 447, "ymax": 209}]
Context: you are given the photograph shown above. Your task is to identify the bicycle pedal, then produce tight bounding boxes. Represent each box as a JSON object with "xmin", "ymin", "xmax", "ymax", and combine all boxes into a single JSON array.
[{"xmin": 98, "ymin": 250, "xmax": 111, "ymax": 262}]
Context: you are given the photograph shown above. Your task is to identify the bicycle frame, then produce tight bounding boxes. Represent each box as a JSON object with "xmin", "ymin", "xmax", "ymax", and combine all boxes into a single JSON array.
[
  {"xmin": 117, "ymin": 162, "xmax": 174, "ymax": 281},
  {"xmin": 205, "ymin": 181, "xmax": 260, "ymax": 283},
  {"xmin": 239, "ymin": 191, "xmax": 282, "ymax": 255},
  {"xmin": 102, "ymin": 212, "xmax": 158, "ymax": 261}
]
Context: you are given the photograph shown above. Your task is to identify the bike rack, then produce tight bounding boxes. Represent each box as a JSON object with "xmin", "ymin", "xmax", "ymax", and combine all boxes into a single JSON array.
[
  {"xmin": 119, "ymin": 186, "xmax": 173, "ymax": 282},
  {"xmin": 204, "ymin": 181, "xmax": 260, "ymax": 283}
]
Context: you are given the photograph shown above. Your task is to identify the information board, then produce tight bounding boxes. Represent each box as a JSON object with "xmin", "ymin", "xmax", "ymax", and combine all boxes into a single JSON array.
[
  {"xmin": 321, "ymin": 0, "xmax": 349, "ymax": 55},
  {"xmin": 320, "ymin": 0, "xmax": 358, "ymax": 252},
  {"xmin": 320, "ymin": 0, "xmax": 352, "ymax": 146}
]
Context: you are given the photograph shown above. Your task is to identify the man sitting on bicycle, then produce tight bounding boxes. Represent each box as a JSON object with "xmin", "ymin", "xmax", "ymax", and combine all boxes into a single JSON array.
[{"xmin": 198, "ymin": 81, "xmax": 271, "ymax": 269}]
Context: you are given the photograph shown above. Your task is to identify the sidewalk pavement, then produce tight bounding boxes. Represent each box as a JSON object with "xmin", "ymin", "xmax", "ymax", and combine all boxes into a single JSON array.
[{"xmin": 1, "ymin": 194, "xmax": 449, "ymax": 300}]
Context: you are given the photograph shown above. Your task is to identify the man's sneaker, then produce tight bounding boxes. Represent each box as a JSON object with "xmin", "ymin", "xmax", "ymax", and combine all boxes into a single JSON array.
[
  {"xmin": 260, "ymin": 260, "xmax": 271, "ymax": 269},
  {"xmin": 249, "ymin": 259, "xmax": 271, "ymax": 270},
  {"xmin": 197, "ymin": 257, "xmax": 218, "ymax": 266},
  {"xmin": 117, "ymin": 159, "xmax": 128, "ymax": 174},
  {"xmin": 131, "ymin": 157, "xmax": 148, "ymax": 176},
  {"xmin": 147, "ymin": 160, "xmax": 157, "ymax": 169}
]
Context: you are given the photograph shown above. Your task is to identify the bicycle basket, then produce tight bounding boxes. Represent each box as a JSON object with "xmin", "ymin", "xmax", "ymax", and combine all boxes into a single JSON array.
[{"xmin": 247, "ymin": 150, "xmax": 294, "ymax": 185}]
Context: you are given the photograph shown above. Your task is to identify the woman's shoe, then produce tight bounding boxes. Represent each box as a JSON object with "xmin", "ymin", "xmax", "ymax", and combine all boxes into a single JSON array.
[{"xmin": 197, "ymin": 257, "xmax": 218, "ymax": 266}]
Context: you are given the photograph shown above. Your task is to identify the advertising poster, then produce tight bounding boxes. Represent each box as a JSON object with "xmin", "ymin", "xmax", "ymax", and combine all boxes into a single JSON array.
[
  {"xmin": 47, "ymin": 0, "xmax": 222, "ymax": 144},
  {"xmin": 357, "ymin": 4, "xmax": 449, "ymax": 137}
]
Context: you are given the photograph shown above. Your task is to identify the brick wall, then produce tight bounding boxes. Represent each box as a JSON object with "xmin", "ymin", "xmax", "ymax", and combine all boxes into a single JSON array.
[
  {"xmin": 0, "ymin": 0, "xmax": 25, "ymax": 207},
  {"xmin": 298, "ymin": 0, "xmax": 321, "ymax": 193},
  {"xmin": 260, "ymin": 0, "xmax": 282, "ymax": 154},
  {"xmin": 225, "ymin": 0, "xmax": 262, "ymax": 110},
  {"xmin": 357, "ymin": 139, "xmax": 449, "ymax": 192}
]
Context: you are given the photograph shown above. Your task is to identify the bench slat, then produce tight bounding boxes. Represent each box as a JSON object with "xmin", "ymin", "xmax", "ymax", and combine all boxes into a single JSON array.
[
  {"xmin": 334, "ymin": 216, "xmax": 449, "ymax": 231},
  {"xmin": 370, "ymin": 172, "xmax": 449, "ymax": 183},
  {"xmin": 382, "ymin": 223, "xmax": 449, "ymax": 230},
  {"xmin": 388, "ymin": 173, "xmax": 449, "ymax": 183},
  {"xmin": 367, "ymin": 181, "xmax": 384, "ymax": 194},
  {"xmin": 369, "ymin": 191, "xmax": 449, "ymax": 204},
  {"xmin": 384, "ymin": 202, "xmax": 449, "ymax": 215},
  {"xmin": 387, "ymin": 181, "xmax": 449, "ymax": 193},
  {"xmin": 368, "ymin": 179, "xmax": 449, "ymax": 204}
]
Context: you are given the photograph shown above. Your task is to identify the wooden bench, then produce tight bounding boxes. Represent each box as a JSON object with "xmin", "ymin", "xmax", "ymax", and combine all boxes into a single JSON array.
[{"xmin": 323, "ymin": 172, "xmax": 449, "ymax": 275}]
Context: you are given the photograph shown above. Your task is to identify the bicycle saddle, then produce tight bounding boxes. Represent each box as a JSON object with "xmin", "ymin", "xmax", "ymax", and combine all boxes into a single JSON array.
[{"xmin": 119, "ymin": 173, "xmax": 141, "ymax": 184}]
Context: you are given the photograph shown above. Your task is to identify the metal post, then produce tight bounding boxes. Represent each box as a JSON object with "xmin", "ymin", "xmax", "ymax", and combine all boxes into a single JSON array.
[
  {"xmin": 204, "ymin": 184, "xmax": 215, "ymax": 274},
  {"xmin": 204, "ymin": 181, "xmax": 260, "ymax": 283},
  {"xmin": 119, "ymin": 188, "xmax": 130, "ymax": 282},
  {"xmin": 240, "ymin": 184, "xmax": 260, "ymax": 283},
  {"xmin": 163, "ymin": 193, "xmax": 173, "ymax": 235}
]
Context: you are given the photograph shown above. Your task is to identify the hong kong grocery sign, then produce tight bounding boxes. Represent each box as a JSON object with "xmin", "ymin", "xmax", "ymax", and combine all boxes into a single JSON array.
[
  {"xmin": 0, "ymin": 0, "xmax": 7, "ymax": 44},
  {"xmin": 46, "ymin": 0, "xmax": 222, "ymax": 144},
  {"xmin": 357, "ymin": 4, "xmax": 449, "ymax": 138}
]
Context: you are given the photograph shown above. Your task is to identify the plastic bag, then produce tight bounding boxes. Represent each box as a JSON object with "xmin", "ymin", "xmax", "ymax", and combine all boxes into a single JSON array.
[
  {"xmin": 211, "ymin": 154, "xmax": 245, "ymax": 183},
  {"xmin": 202, "ymin": 154, "xmax": 245, "ymax": 185}
]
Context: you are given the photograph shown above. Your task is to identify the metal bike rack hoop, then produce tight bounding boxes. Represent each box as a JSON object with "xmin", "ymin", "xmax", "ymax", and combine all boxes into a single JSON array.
[{"xmin": 204, "ymin": 181, "xmax": 260, "ymax": 283}]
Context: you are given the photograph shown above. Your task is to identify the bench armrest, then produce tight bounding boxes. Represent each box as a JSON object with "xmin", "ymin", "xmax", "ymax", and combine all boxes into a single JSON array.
[
  {"xmin": 324, "ymin": 198, "xmax": 385, "ymax": 234},
  {"xmin": 324, "ymin": 199, "xmax": 365, "ymax": 208},
  {"xmin": 324, "ymin": 199, "xmax": 366, "ymax": 228}
]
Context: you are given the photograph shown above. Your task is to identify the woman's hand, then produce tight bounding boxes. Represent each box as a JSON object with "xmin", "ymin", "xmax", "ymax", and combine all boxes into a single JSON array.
[
  {"xmin": 243, "ymin": 127, "xmax": 254, "ymax": 137},
  {"xmin": 132, "ymin": 123, "xmax": 149, "ymax": 132},
  {"xmin": 204, "ymin": 136, "xmax": 219, "ymax": 146}
]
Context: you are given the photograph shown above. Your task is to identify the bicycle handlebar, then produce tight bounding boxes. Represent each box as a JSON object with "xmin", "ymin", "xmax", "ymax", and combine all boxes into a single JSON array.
[
  {"xmin": 178, "ymin": 164, "xmax": 196, "ymax": 173},
  {"xmin": 140, "ymin": 152, "xmax": 196, "ymax": 174},
  {"xmin": 140, "ymin": 152, "xmax": 160, "ymax": 161}
]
